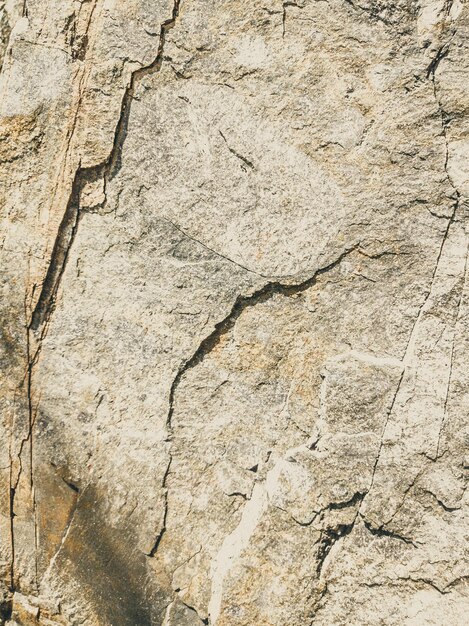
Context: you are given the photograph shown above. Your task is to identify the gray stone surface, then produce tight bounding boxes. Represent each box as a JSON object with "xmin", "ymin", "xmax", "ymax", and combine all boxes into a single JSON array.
[{"xmin": 1, "ymin": 0, "xmax": 468, "ymax": 624}]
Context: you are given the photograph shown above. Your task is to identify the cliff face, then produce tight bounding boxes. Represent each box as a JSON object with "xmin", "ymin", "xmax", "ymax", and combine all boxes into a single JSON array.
[{"xmin": 1, "ymin": 1, "xmax": 468, "ymax": 624}]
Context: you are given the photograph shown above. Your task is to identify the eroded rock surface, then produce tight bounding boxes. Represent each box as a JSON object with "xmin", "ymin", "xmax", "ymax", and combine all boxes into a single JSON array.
[{"xmin": 1, "ymin": 0, "xmax": 468, "ymax": 624}]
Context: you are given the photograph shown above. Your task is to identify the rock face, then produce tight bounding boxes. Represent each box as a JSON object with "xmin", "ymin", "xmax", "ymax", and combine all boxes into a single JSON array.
[{"xmin": 1, "ymin": 0, "xmax": 468, "ymax": 624}]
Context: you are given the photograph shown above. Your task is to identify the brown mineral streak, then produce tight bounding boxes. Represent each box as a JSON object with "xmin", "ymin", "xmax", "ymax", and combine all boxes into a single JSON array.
[
  {"xmin": 30, "ymin": 0, "xmax": 182, "ymax": 333},
  {"xmin": 7, "ymin": 0, "xmax": 184, "ymax": 611}
]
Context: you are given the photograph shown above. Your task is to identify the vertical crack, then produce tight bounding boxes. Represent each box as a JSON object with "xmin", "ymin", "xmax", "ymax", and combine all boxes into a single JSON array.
[
  {"xmin": 313, "ymin": 212, "xmax": 462, "ymax": 582},
  {"xmin": 435, "ymin": 243, "xmax": 468, "ymax": 458},
  {"xmin": 313, "ymin": 25, "xmax": 466, "ymax": 597},
  {"xmin": 8, "ymin": 481, "xmax": 15, "ymax": 593},
  {"xmin": 8, "ymin": 0, "xmax": 184, "ymax": 601},
  {"xmin": 282, "ymin": 1, "xmax": 300, "ymax": 38},
  {"xmin": 147, "ymin": 457, "xmax": 172, "ymax": 557},
  {"xmin": 8, "ymin": 391, "xmax": 39, "ymax": 594},
  {"xmin": 8, "ymin": 294, "xmax": 41, "ymax": 593},
  {"xmin": 425, "ymin": 15, "xmax": 468, "ymax": 459},
  {"xmin": 26, "ymin": 317, "xmax": 39, "ymax": 593},
  {"xmin": 146, "ymin": 247, "xmax": 360, "ymax": 620},
  {"xmin": 30, "ymin": 0, "xmax": 183, "ymax": 333},
  {"xmin": 426, "ymin": 10, "xmax": 459, "ymax": 200},
  {"xmin": 313, "ymin": 366, "xmax": 405, "ymax": 583}
]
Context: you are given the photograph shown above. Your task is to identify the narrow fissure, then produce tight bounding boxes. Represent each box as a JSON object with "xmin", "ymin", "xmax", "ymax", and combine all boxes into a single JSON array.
[
  {"xmin": 363, "ymin": 521, "xmax": 417, "ymax": 547},
  {"xmin": 315, "ymin": 523, "xmax": 355, "ymax": 576},
  {"xmin": 148, "ymin": 245, "xmax": 359, "ymax": 559},
  {"xmin": 8, "ymin": 0, "xmax": 184, "ymax": 606},
  {"xmin": 30, "ymin": 0, "xmax": 183, "ymax": 333}
]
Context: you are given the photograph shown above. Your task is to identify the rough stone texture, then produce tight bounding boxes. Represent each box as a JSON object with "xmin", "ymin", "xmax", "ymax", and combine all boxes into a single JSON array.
[{"xmin": 1, "ymin": 0, "xmax": 469, "ymax": 624}]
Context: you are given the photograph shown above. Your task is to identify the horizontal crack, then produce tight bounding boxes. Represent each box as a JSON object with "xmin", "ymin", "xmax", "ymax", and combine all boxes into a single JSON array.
[
  {"xmin": 161, "ymin": 216, "xmax": 266, "ymax": 277},
  {"xmin": 288, "ymin": 492, "xmax": 365, "ymax": 527},
  {"xmin": 165, "ymin": 244, "xmax": 359, "ymax": 432},
  {"xmin": 148, "ymin": 246, "xmax": 358, "ymax": 561},
  {"xmin": 363, "ymin": 520, "xmax": 418, "ymax": 547}
]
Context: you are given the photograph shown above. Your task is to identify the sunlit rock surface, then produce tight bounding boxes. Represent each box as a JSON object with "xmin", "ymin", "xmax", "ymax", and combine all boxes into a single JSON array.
[{"xmin": 1, "ymin": 0, "xmax": 468, "ymax": 624}]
